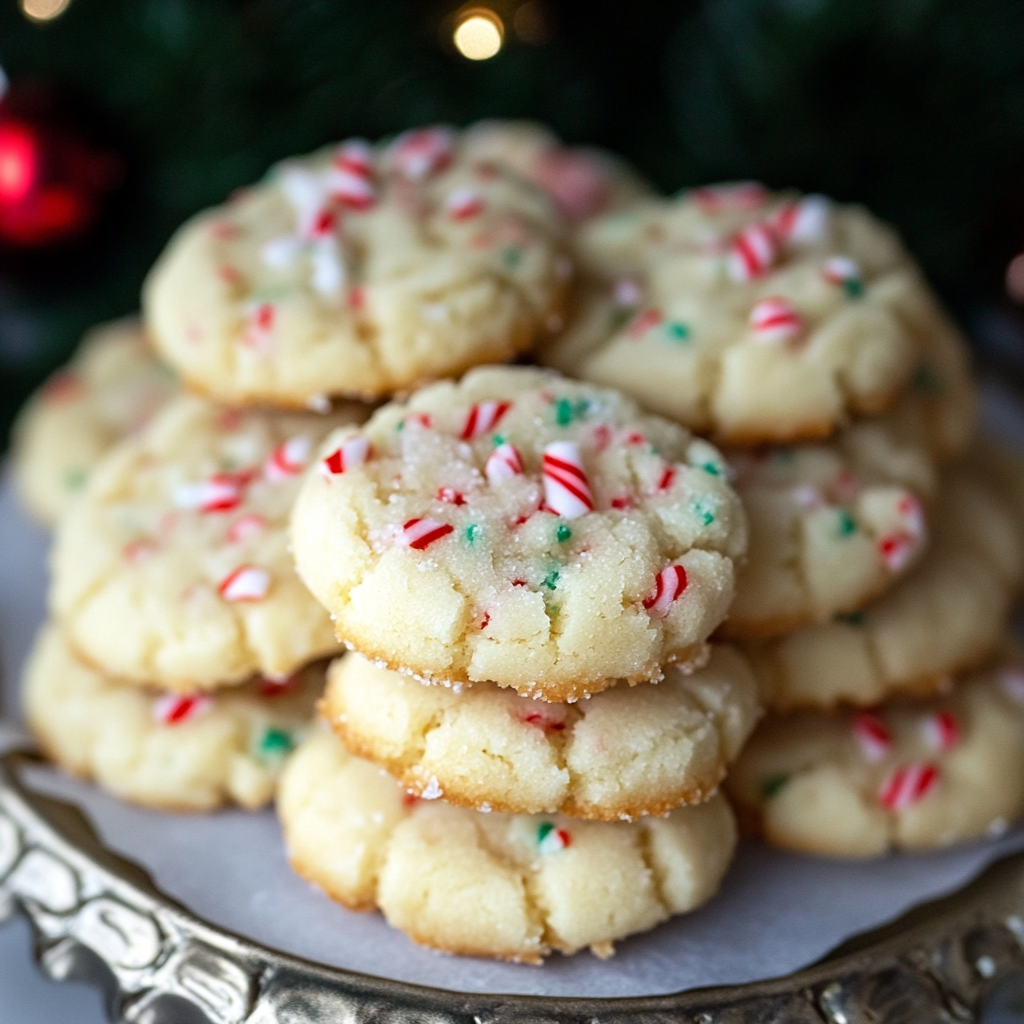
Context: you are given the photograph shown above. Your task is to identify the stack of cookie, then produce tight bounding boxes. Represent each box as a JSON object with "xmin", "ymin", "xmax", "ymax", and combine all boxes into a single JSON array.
[
  {"xmin": 280, "ymin": 365, "xmax": 760, "ymax": 963},
  {"xmin": 541, "ymin": 181, "xmax": 1024, "ymax": 858}
]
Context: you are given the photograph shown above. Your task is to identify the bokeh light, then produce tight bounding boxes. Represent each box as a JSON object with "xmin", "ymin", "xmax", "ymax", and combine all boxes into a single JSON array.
[
  {"xmin": 454, "ymin": 10, "xmax": 504, "ymax": 60},
  {"xmin": 20, "ymin": 0, "xmax": 73, "ymax": 23}
]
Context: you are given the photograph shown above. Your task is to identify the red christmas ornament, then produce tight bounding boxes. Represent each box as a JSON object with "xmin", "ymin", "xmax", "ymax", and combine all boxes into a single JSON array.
[{"xmin": 0, "ymin": 81, "xmax": 124, "ymax": 249}]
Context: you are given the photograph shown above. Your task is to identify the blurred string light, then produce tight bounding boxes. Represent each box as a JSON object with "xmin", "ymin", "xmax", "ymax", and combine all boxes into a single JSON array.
[
  {"xmin": 20, "ymin": 0, "xmax": 73, "ymax": 23},
  {"xmin": 453, "ymin": 8, "xmax": 504, "ymax": 60}
]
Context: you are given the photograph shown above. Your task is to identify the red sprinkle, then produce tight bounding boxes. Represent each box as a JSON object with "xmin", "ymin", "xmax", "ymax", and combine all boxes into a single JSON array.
[{"xmin": 437, "ymin": 486, "xmax": 466, "ymax": 506}]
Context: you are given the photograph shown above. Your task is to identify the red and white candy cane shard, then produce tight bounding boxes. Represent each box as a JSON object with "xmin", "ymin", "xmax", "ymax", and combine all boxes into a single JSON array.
[
  {"xmin": 218, "ymin": 565, "xmax": 271, "ymax": 602},
  {"xmin": 897, "ymin": 494, "xmax": 925, "ymax": 537},
  {"xmin": 852, "ymin": 712, "xmax": 892, "ymax": 763},
  {"xmin": 823, "ymin": 255, "xmax": 861, "ymax": 287},
  {"xmin": 227, "ymin": 513, "xmax": 267, "ymax": 544},
  {"xmin": 173, "ymin": 474, "xmax": 245, "ymax": 513},
  {"xmin": 749, "ymin": 297, "xmax": 803, "ymax": 343},
  {"xmin": 878, "ymin": 762, "xmax": 939, "ymax": 811},
  {"xmin": 485, "ymin": 442, "xmax": 524, "ymax": 485},
  {"xmin": 330, "ymin": 139, "xmax": 376, "ymax": 210},
  {"xmin": 626, "ymin": 308, "xmax": 663, "ymax": 338},
  {"xmin": 921, "ymin": 710, "xmax": 960, "ymax": 752},
  {"xmin": 542, "ymin": 442, "xmax": 594, "ymax": 519},
  {"xmin": 265, "ymin": 435, "xmax": 311, "ymax": 482},
  {"xmin": 447, "ymin": 187, "xmax": 485, "ymax": 221},
  {"xmin": 643, "ymin": 564, "xmax": 688, "ymax": 618},
  {"xmin": 389, "ymin": 126, "xmax": 455, "ymax": 180},
  {"xmin": 401, "ymin": 517, "xmax": 454, "ymax": 551},
  {"xmin": 153, "ymin": 694, "xmax": 212, "ymax": 727},
  {"xmin": 691, "ymin": 181, "xmax": 768, "ymax": 213},
  {"xmin": 770, "ymin": 194, "xmax": 830, "ymax": 245},
  {"xmin": 726, "ymin": 222, "xmax": 779, "ymax": 282},
  {"xmin": 320, "ymin": 436, "xmax": 371, "ymax": 476},
  {"xmin": 878, "ymin": 532, "xmax": 920, "ymax": 573},
  {"xmin": 242, "ymin": 302, "xmax": 275, "ymax": 349},
  {"xmin": 461, "ymin": 401, "xmax": 510, "ymax": 440}
]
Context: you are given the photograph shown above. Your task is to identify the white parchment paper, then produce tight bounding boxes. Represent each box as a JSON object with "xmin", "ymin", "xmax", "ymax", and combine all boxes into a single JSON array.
[{"xmin": 3, "ymin": 380, "xmax": 1024, "ymax": 999}]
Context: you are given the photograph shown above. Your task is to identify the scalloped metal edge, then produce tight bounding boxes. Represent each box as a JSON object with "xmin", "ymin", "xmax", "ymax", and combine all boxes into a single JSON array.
[{"xmin": 4, "ymin": 745, "xmax": 1024, "ymax": 1023}]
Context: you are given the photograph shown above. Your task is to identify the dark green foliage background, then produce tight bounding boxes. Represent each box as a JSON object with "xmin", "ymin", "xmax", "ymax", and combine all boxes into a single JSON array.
[{"xmin": 2, "ymin": 0, "xmax": 1024, "ymax": 437}]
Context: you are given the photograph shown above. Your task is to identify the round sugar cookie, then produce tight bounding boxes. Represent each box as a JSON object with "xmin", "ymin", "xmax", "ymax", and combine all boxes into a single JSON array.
[
  {"xmin": 723, "ymin": 423, "xmax": 935, "ymax": 639},
  {"xmin": 51, "ymin": 393, "xmax": 365, "ymax": 691},
  {"xmin": 461, "ymin": 119, "xmax": 654, "ymax": 224},
  {"xmin": 321, "ymin": 645, "xmax": 760, "ymax": 820},
  {"xmin": 291, "ymin": 366, "xmax": 748, "ymax": 701},
  {"xmin": 24, "ymin": 622, "xmax": 322, "ymax": 812},
  {"xmin": 278, "ymin": 727, "xmax": 737, "ymax": 963},
  {"xmin": 745, "ymin": 455, "xmax": 1024, "ymax": 711},
  {"xmin": 540, "ymin": 186, "xmax": 970, "ymax": 444},
  {"xmin": 727, "ymin": 650, "xmax": 1024, "ymax": 857},
  {"xmin": 143, "ymin": 126, "xmax": 571, "ymax": 407},
  {"xmin": 12, "ymin": 318, "xmax": 178, "ymax": 526}
]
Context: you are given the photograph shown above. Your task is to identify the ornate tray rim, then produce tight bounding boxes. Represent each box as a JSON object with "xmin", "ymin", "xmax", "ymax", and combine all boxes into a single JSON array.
[{"xmin": 4, "ymin": 746, "xmax": 1024, "ymax": 1023}]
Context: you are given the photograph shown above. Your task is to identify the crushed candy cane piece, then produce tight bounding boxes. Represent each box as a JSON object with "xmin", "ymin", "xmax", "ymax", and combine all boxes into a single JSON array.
[
  {"xmin": 447, "ymin": 187, "xmax": 484, "ymax": 221},
  {"xmin": 173, "ymin": 474, "xmax": 246, "ymax": 513},
  {"xmin": 265, "ymin": 436, "xmax": 311, "ymax": 481},
  {"xmin": 485, "ymin": 442, "xmax": 524, "ymax": 484},
  {"xmin": 542, "ymin": 441, "xmax": 593, "ymax": 518},
  {"xmin": 227, "ymin": 513, "xmax": 266, "ymax": 544},
  {"xmin": 461, "ymin": 401, "xmax": 510, "ymax": 440},
  {"xmin": 727, "ymin": 222, "xmax": 778, "ymax": 282},
  {"xmin": 879, "ymin": 763, "xmax": 939, "ymax": 811},
  {"xmin": 852, "ymin": 712, "xmax": 892, "ymax": 762},
  {"xmin": 921, "ymin": 710, "xmax": 960, "ymax": 752},
  {"xmin": 320, "ymin": 437, "xmax": 371, "ymax": 475},
  {"xmin": 153, "ymin": 694, "xmax": 212, "ymax": 727},
  {"xmin": 749, "ymin": 297, "xmax": 803, "ymax": 343},
  {"xmin": 537, "ymin": 821, "xmax": 571, "ymax": 854},
  {"xmin": 770, "ymin": 195, "xmax": 830, "ymax": 245},
  {"xmin": 401, "ymin": 517, "xmax": 454, "ymax": 550},
  {"xmin": 644, "ymin": 564, "xmax": 688, "ymax": 618},
  {"xmin": 389, "ymin": 126, "xmax": 455, "ymax": 180},
  {"xmin": 218, "ymin": 565, "xmax": 271, "ymax": 601}
]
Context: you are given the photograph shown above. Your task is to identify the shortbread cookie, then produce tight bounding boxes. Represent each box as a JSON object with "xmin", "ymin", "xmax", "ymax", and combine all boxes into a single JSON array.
[
  {"xmin": 24, "ymin": 623, "xmax": 321, "ymax": 811},
  {"xmin": 144, "ymin": 127, "xmax": 570, "ymax": 407},
  {"xmin": 728, "ymin": 651, "xmax": 1024, "ymax": 856},
  {"xmin": 51, "ymin": 393, "xmax": 364, "ymax": 691},
  {"xmin": 746, "ymin": 459, "xmax": 1024, "ymax": 711},
  {"xmin": 541, "ymin": 186, "xmax": 968, "ymax": 443},
  {"xmin": 461, "ymin": 120, "xmax": 654, "ymax": 223},
  {"xmin": 12, "ymin": 318, "xmax": 177, "ymax": 525},
  {"xmin": 724, "ymin": 432, "xmax": 931, "ymax": 639},
  {"xmin": 291, "ymin": 366, "xmax": 748, "ymax": 701},
  {"xmin": 278, "ymin": 727, "xmax": 737, "ymax": 963},
  {"xmin": 321, "ymin": 645, "xmax": 760, "ymax": 820}
]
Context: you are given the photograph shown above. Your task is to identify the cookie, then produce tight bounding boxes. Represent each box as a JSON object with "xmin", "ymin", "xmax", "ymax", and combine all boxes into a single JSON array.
[
  {"xmin": 746, "ymin": 458, "xmax": 1024, "ymax": 711},
  {"xmin": 461, "ymin": 119, "xmax": 654, "ymax": 223},
  {"xmin": 720, "ymin": 421, "xmax": 937, "ymax": 634},
  {"xmin": 278, "ymin": 726, "xmax": 737, "ymax": 963},
  {"xmin": 143, "ymin": 127, "xmax": 571, "ymax": 407},
  {"xmin": 24, "ymin": 622, "xmax": 321, "ymax": 812},
  {"xmin": 727, "ymin": 650, "xmax": 1024, "ymax": 856},
  {"xmin": 291, "ymin": 366, "xmax": 748, "ymax": 701},
  {"xmin": 12, "ymin": 318, "xmax": 178, "ymax": 526},
  {"xmin": 321, "ymin": 645, "xmax": 760, "ymax": 820},
  {"xmin": 51, "ymin": 393, "xmax": 365, "ymax": 691},
  {"xmin": 540, "ymin": 186, "xmax": 969, "ymax": 443}
]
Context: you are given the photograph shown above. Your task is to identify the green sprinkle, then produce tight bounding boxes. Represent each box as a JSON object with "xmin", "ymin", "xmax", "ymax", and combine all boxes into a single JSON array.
[
  {"xmin": 63, "ymin": 468, "xmax": 87, "ymax": 492},
  {"xmin": 502, "ymin": 248, "xmax": 522, "ymax": 268},
  {"xmin": 537, "ymin": 821, "xmax": 554, "ymax": 843},
  {"xmin": 493, "ymin": 434, "xmax": 506, "ymax": 447},
  {"xmin": 701, "ymin": 461, "xmax": 721, "ymax": 477},
  {"xmin": 556, "ymin": 523, "xmax": 572, "ymax": 543},
  {"xmin": 666, "ymin": 321, "xmax": 689, "ymax": 342},
  {"xmin": 543, "ymin": 569, "xmax": 560, "ymax": 590},
  {"xmin": 692, "ymin": 497, "xmax": 715, "ymax": 526},
  {"xmin": 837, "ymin": 510, "xmax": 857, "ymax": 537},
  {"xmin": 838, "ymin": 611, "xmax": 866, "ymax": 626},
  {"xmin": 843, "ymin": 278, "xmax": 864, "ymax": 299},
  {"xmin": 465, "ymin": 524, "xmax": 480, "ymax": 544},
  {"xmin": 555, "ymin": 398, "xmax": 573, "ymax": 426},
  {"xmin": 913, "ymin": 362, "xmax": 944, "ymax": 395},
  {"xmin": 259, "ymin": 728, "xmax": 294, "ymax": 760},
  {"xmin": 761, "ymin": 773, "xmax": 789, "ymax": 799}
]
